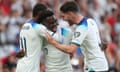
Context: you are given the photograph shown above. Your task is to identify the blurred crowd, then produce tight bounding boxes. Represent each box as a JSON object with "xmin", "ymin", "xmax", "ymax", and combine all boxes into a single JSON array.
[{"xmin": 0, "ymin": 0, "xmax": 120, "ymax": 72}]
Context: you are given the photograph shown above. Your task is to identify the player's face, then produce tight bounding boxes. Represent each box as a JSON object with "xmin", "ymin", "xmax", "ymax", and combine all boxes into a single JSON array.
[
  {"xmin": 45, "ymin": 16, "xmax": 58, "ymax": 32},
  {"xmin": 61, "ymin": 12, "xmax": 74, "ymax": 25}
]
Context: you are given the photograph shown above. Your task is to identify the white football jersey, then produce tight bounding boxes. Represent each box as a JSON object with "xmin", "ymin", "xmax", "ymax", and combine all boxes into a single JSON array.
[
  {"xmin": 16, "ymin": 19, "xmax": 52, "ymax": 72},
  {"xmin": 43, "ymin": 27, "xmax": 73, "ymax": 72},
  {"xmin": 71, "ymin": 17, "xmax": 108, "ymax": 71}
]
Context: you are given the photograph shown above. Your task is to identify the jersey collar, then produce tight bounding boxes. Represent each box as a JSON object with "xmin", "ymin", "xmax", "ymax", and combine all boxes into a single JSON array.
[{"xmin": 77, "ymin": 17, "xmax": 87, "ymax": 26}]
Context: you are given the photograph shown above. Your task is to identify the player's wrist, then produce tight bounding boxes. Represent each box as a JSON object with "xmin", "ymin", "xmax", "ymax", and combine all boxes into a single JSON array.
[{"xmin": 52, "ymin": 40, "xmax": 58, "ymax": 46}]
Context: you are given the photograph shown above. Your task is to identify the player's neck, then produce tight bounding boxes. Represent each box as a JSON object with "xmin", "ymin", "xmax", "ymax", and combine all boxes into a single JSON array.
[
  {"xmin": 75, "ymin": 14, "xmax": 84, "ymax": 24},
  {"xmin": 32, "ymin": 17, "xmax": 37, "ymax": 22}
]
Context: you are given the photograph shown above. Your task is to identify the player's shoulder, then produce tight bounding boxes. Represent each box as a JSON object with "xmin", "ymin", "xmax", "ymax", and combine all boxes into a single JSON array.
[
  {"xmin": 26, "ymin": 19, "xmax": 46, "ymax": 29},
  {"xmin": 77, "ymin": 17, "xmax": 88, "ymax": 30},
  {"xmin": 87, "ymin": 18, "xmax": 97, "ymax": 26},
  {"xmin": 77, "ymin": 17, "xmax": 97, "ymax": 29},
  {"xmin": 21, "ymin": 22, "xmax": 41, "ymax": 30},
  {"xmin": 21, "ymin": 23, "xmax": 31, "ymax": 30},
  {"xmin": 32, "ymin": 23, "xmax": 46, "ymax": 30}
]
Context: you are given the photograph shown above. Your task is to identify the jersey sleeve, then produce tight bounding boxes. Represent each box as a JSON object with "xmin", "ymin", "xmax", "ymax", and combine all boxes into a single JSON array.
[{"xmin": 71, "ymin": 24, "xmax": 88, "ymax": 47}]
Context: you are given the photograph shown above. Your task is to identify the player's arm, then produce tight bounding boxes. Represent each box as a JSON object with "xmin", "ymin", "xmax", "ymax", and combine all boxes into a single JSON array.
[
  {"xmin": 16, "ymin": 35, "xmax": 26, "ymax": 58},
  {"xmin": 46, "ymin": 32, "xmax": 78, "ymax": 53},
  {"xmin": 46, "ymin": 25, "xmax": 88, "ymax": 54}
]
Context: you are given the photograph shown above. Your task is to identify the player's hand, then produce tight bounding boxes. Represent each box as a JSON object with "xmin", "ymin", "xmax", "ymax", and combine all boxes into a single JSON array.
[
  {"xmin": 16, "ymin": 49, "xmax": 25, "ymax": 58},
  {"xmin": 46, "ymin": 32, "xmax": 56, "ymax": 45},
  {"xmin": 101, "ymin": 41, "xmax": 108, "ymax": 51}
]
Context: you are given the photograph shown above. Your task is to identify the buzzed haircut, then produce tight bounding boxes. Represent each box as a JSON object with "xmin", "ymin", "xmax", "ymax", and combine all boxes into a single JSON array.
[
  {"xmin": 32, "ymin": 3, "xmax": 47, "ymax": 17},
  {"xmin": 60, "ymin": 1, "xmax": 79, "ymax": 13},
  {"xmin": 38, "ymin": 10, "xmax": 54, "ymax": 23}
]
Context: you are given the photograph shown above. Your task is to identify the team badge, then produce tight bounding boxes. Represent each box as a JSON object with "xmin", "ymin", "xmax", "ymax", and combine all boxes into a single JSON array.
[{"xmin": 74, "ymin": 32, "xmax": 81, "ymax": 38}]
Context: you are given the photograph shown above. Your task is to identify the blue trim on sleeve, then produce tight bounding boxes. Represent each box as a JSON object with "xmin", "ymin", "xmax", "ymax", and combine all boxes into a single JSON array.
[
  {"xmin": 76, "ymin": 48, "xmax": 83, "ymax": 55},
  {"xmin": 51, "ymin": 32, "xmax": 55, "ymax": 36},
  {"xmin": 70, "ymin": 42, "xmax": 80, "ymax": 47}
]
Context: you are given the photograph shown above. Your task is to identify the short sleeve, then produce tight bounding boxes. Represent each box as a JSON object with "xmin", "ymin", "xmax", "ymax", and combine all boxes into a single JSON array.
[{"xmin": 71, "ymin": 24, "xmax": 88, "ymax": 46}]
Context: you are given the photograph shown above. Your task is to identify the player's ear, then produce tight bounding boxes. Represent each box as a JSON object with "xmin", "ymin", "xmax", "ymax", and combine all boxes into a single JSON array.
[{"xmin": 67, "ymin": 12, "xmax": 74, "ymax": 16}]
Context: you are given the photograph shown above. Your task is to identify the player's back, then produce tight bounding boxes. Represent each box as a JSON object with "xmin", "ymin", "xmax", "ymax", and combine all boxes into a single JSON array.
[
  {"xmin": 86, "ymin": 18, "xmax": 108, "ymax": 71},
  {"xmin": 43, "ymin": 27, "xmax": 73, "ymax": 72},
  {"xmin": 16, "ymin": 20, "xmax": 45, "ymax": 72}
]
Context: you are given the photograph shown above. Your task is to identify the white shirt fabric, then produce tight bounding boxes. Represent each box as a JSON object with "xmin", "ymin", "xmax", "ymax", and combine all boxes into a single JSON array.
[
  {"xmin": 71, "ymin": 17, "xmax": 108, "ymax": 71},
  {"xmin": 16, "ymin": 19, "xmax": 52, "ymax": 72},
  {"xmin": 43, "ymin": 25, "xmax": 73, "ymax": 72}
]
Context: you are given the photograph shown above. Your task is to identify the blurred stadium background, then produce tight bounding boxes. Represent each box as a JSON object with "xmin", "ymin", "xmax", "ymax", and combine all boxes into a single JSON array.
[{"xmin": 0, "ymin": 0, "xmax": 120, "ymax": 72}]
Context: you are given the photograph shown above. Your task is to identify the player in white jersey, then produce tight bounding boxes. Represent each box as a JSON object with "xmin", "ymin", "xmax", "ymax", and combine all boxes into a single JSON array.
[
  {"xmin": 46, "ymin": 1, "xmax": 108, "ymax": 72},
  {"xmin": 39, "ymin": 10, "xmax": 73, "ymax": 72},
  {"xmin": 16, "ymin": 4, "xmax": 51, "ymax": 72}
]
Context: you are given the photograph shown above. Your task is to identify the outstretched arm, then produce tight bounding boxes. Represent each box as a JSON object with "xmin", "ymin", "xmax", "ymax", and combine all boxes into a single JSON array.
[{"xmin": 46, "ymin": 32, "xmax": 78, "ymax": 54}]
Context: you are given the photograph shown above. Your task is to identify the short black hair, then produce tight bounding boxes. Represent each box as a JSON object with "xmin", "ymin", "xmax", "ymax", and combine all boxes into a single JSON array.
[
  {"xmin": 32, "ymin": 3, "xmax": 47, "ymax": 17},
  {"xmin": 37, "ymin": 10, "xmax": 54, "ymax": 23},
  {"xmin": 37, "ymin": 10, "xmax": 57, "ymax": 32},
  {"xmin": 60, "ymin": 1, "xmax": 79, "ymax": 13}
]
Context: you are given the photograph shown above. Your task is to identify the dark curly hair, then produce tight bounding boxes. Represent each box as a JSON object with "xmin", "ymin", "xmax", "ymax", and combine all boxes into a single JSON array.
[{"xmin": 32, "ymin": 3, "xmax": 47, "ymax": 17}]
